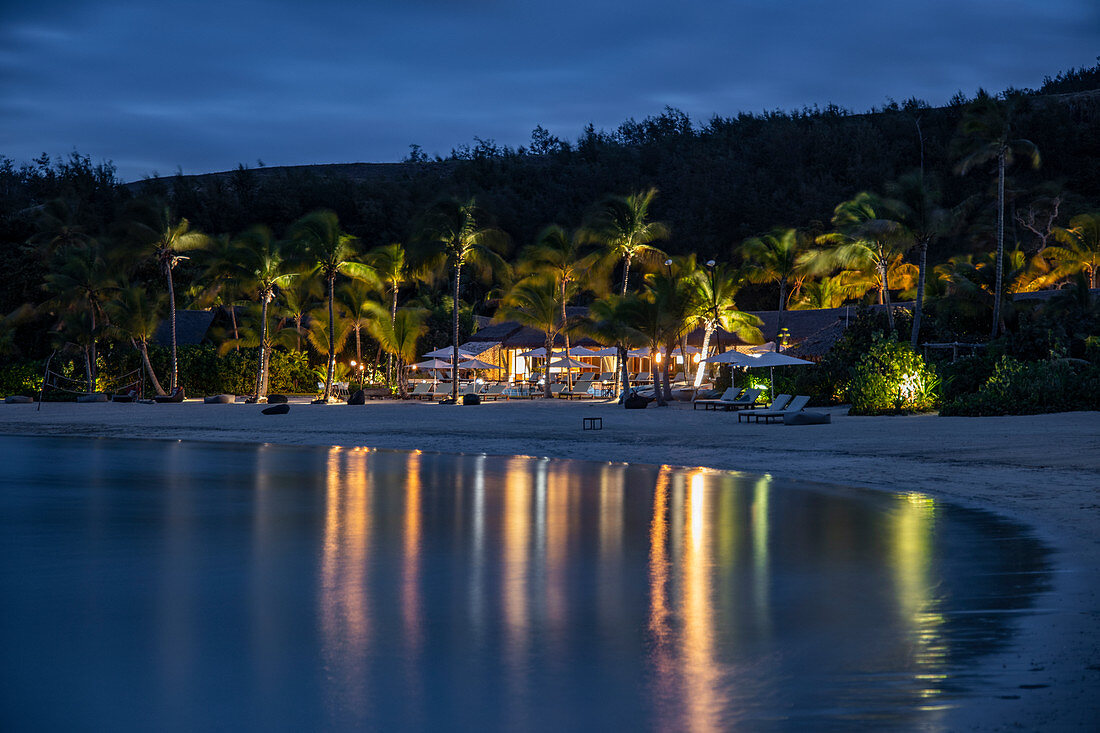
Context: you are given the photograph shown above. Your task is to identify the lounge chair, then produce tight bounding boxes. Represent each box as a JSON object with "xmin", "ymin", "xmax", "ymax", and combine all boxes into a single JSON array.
[
  {"xmin": 480, "ymin": 383, "xmax": 507, "ymax": 401},
  {"xmin": 692, "ymin": 387, "xmax": 741, "ymax": 410},
  {"xmin": 563, "ymin": 376, "xmax": 595, "ymax": 399},
  {"xmin": 153, "ymin": 387, "xmax": 186, "ymax": 403},
  {"xmin": 408, "ymin": 383, "xmax": 434, "ymax": 400},
  {"xmin": 736, "ymin": 394, "xmax": 793, "ymax": 423},
  {"xmin": 740, "ymin": 394, "xmax": 812, "ymax": 423}
]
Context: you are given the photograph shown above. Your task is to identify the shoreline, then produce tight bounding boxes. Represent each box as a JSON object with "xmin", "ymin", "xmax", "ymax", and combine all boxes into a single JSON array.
[{"xmin": 2, "ymin": 400, "xmax": 1098, "ymax": 728}]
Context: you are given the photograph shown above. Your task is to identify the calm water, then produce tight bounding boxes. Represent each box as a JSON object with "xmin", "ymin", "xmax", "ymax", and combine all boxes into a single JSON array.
[{"xmin": 0, "ymin": 436, "xmax": 1048, "ymax": 732}]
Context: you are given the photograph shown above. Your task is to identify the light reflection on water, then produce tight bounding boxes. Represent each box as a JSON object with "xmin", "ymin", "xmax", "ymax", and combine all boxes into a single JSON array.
[{"xmin": 0, "ymin": 437, "xmax": 1049, "ymax": 732}]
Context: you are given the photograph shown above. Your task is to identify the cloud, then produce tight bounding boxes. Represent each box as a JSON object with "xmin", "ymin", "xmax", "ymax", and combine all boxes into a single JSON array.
[{"xmin": 1, "ymin": 0, "xmax": 1096, "ymax": 180}]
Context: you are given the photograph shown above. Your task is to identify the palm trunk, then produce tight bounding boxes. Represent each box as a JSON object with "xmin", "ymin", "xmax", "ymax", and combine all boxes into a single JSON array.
[
  {"xmin": 621, "ymin": 254, "xmax": 631, "ymax": 295},
  {"xmin": 229, "ymin": 304, "xmax": 239, "ymax": 351},
  {"xmin": 618, "ymin": 345, "xmax": 629, "ymax": 405},
  {"xmin": 254, "ymin": 294, "xmax": 269, "ymax": 400},
  {"xmin": 991, "ymin": 150, "xmax": 1006, "ymax": 340},
  {"xmin": 561, "ymin": 279, "xmax": 573, "ymax": 392},
  {"xmin": 451, "ymin": 261, "xmax": 462, "ymax": 403},
  {"xmin": 324, "ymin": 275, "xmax": 335, "ymax": 401},
  {"xmin": 295, "ymin": 314, "xmax": 303, "ymax": 352},
  {"xmin": 880, "ymin": 262, "xmax": 895, "ymax": 331},
  {"xmin": 544, "ymin": 332, "xmax": 554, "ymax": 399},
  {"xmin": 166, "ymin": 262, "xmax": 179, "ymax": 392},
  {"xmin": 88, "ymin": 306, "xmax": 97, "ymax": 392},
  {"xmin": 651, "ymin": 348, "xmax": 665, "ymax": 406},
  {"xmin": 661, "ymin": 342, "xmax": 673, "ymax": 403},
  {"xmin": 83, "ymin": 346, "xmax": 94, "ymax": 394},
  {"xmin": 693, "ymin": 321, "xmax": 714, "ymax": 392},
  {"xmin": 777, "ymin": 278, "xmax": 787, "ymax": 341},
  {"xmin": 388, "ymin": 286, "xmax": 398, "ymax": 386},
  {"xmin": 910, "ymin": 240, "xmax": 928, "ymax": 349},
  {"xmin": 133, "ymin": 338, "xmax": 166, "ymax": 395}
]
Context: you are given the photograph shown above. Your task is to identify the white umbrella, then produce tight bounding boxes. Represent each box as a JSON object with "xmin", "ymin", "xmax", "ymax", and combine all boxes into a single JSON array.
[
  {"xmin": 518, "ymin": 347, "xmax": 554, "ymax": 358},
  {"xmin": 703, "ymin": 350, "xmax": 810, "ymax": 367},
  {"xmin": 423, "ymin": 346, "xmax": 475, "ymax": 359},
  {"xmin": 588, "ymin": 346, "xmax": 619, "ymax": 357},
  {"xmin": 457, "ymin": 358, "xmax": 498, "ymax": 370},
  {"xmin": 547, "ymin": 357, "xmax": 589, "ymax": 369},
  {"xmin": 568, "ymin": 345, "xmax": 602, "ymax": 356},
  {"xmin": 627, "ymin": 347, "xmax": 652, "ymax": 358},
  {"xmin": 411, "ymin": 358, "xmax": 453, "ymax": 370}
]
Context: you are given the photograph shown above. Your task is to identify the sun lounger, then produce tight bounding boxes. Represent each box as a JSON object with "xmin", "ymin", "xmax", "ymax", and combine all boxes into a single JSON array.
[
  {"xmin": 692, "ymin": 387, "xmax": 740, "ymax": 410},
  {"xmin": 738, "ymin": 394, "xmax": 804, "ymax": 423},
  {"xmin": 480, "ymin": 383, "xmax": 508, "ymax": 401},
  {"xmin": 153, "ymin": 387, "xmax": 186, "ymax": 403},
  {"xmin": 546, "ymin": 383, "xmax": 566, "ymax": 398},
  {"xmin": 408, "ymin": 382, "xmax": 434, "ymax": 400},
  {"xmin": 563, "ymin": 376, "xmax": 595, "ymax": 399}
]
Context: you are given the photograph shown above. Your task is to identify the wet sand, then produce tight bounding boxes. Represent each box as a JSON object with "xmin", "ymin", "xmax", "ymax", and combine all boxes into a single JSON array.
[{"xmin": 2, "ymin": 398, "xmax": 1097, "ymax": 729}]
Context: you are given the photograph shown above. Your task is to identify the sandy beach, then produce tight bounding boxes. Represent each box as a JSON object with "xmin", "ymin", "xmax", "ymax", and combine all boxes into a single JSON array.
[{"xmin": 2, "ymin": 398, "xmax": 1097, "ymax": 729}]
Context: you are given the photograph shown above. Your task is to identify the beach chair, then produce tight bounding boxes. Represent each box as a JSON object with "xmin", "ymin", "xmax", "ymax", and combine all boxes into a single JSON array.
[
  {"xmin": 692, "ymin": 387, "xmax": 741, "ymax": 410},
  {"xmin": 714, "ymin": 387, "xmax": 763, "ymax": 411},
  {"xmin": 480, "ymin": 383, "xmax": 507, "ymax": 401},
  {"xmin": 545, "ymin": 383, "xmax": 566, "ymax": 398},
  {"xmin": 563, "ymin": 376, "xmax": 595, "ymax": 399},
  {"xmin": 741, "ymin": 395, "xmax": 812, "ymax": 424},
  {"xmin": 408, "ymin": 382, "xmax": 433, "ymax": 400},
  {"xmin": 671, "ymin": 371, "xmax": 686, "ymax": 384},
  {"xmin": 737, "ymin": 394, "xmax": 793, "ymax": 423}
]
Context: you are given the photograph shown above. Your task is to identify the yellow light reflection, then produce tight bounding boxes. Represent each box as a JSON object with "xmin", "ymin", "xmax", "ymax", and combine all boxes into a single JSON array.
[{"xmin": 681, "ymin": 470, "xmax": 721, "ymax": 733}]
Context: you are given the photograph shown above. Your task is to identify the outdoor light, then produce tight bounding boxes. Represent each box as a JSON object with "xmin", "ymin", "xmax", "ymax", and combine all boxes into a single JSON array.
[
  {"xmin": 693, "ymin": 353, "xmax": 701, "ymax": 363},
  {"xmin": 350, "ymin": 360, "xmax": 357, "ymax": 367},
  {"xmin": 706, "ymin": 259, "xmax": 716, "ymax": 268},
  {"xmin": 655, "ymin": 352, "xmax": 663, "ymax": 362}
]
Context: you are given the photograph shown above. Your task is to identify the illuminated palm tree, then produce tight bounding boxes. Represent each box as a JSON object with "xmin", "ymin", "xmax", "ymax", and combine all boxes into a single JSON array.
[
  {"xmin": 814, "ymin": 192, "xmax": 912, "ymax": 331},
  {"xmin": 43, "ymin": 243, "xmax": 116, "ymax": 391},
  {"xmin": 107, "ymin": 283, "xmax": 167, "ymax": 395},
  {"xmin": 687, "ymin": 261, "xmax": 763, "ymax": 388},
  {"xmin": 127, "ymin": 205, "xmax": 210, "ymax": 392},
  {"xmin": 290, "ymin": 210, "xmax": 376, "ymax": 401},
  {"xmin": 276, "ymin": 276, "xmax": 321, "ymax": 352},
  {"xmin": 791, "ymin": 274, "xmax": 861, "ymax": 310},
  {"xmin": 413, "ymin": 198, "xmax": 509, "ymax": 403},
  {"xmin": 519, "ymin": 224, "xmax": 606, "ymax": 392},
  {"xmin": 336, "ymin": 278, "xmax": 381, "ymax": 375},
  {"xmin": 740, "ymin": 228, "xmax": 811, "ymax": 340},
  {"xmin": 577, "ymin": 295, "xmax": 645, "ymax": 401},
  {"xmin": 366, "ymin": 242, "xmax": 411, "ymax": 384},
  {"xmin": 368, "ymin": 306, "xmax": 429, "ymax": 398},
  {"xmin": 232, "ymin": 226, "xmax": 297, "ymax": 401},
  {"xmin": 496, "ymin": 275, "xmax": 567, "ymax": 399},
  {"xmin": 955, "ymin": 91, "xmax": 1041, "ymax": 338},
  {"xmin": 1045, "ymin": 213, "xmax": 1100, "ymax": 288},
  {"xmin": 583, "ymin": 188, "xmax": 669, "ymax": 295}
]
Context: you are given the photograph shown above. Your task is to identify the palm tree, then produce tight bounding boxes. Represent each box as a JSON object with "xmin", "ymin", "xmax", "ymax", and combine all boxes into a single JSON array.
[
  {"xmin": 740, "ymin": 228, "xmax": 811, "ymax": 340},
  {"xmin": 643, "ymin": 267, "xmax": 694, "ymax": 404},
  {"xmin": 305, "ymin": 306, "xmax": 352, "ymax": 380},
  {"xmin": 791, "ymin": 274, "xmax": 861, "ymax": 310},
  {"xmin": 336, "ymin": 278, "xmax": 381, "ymax": 377},
  {"xmin": 26, "ymin": 198, "xmax": 91, "ymax": 258},
  {"xmin": 232, "ymin": 226, "xmax": 296, "ymax": 401},
  {"xmin": 887, "ymin": 170, "xmax": 952, "ymax": 347},
  {"xmin": 814, "ymin": 192, "xmax": 912, "ymax": 331},
  {"xmin": 621, "ymin": 289, "xmax": 674, "ymax": 406},
  {"xmin": 687, "ymin": 261, "xmax": 763, "ymax": 388},
  {"xmin": 583, "ymin": 188, "xmax": 669, "ymax": 295},
  {"xmin": 496, "ymin": 275, "xmax": 567, "ymax": 399},
  {"xmin": 289, "ymin": 210, "xmax": 376, "ymax": 401},
  {"xmin": 955, "ymin": 91, "xmax": 1041, "ymax": 339},
  {"xmin": 198, "ymin": 233, "xmax": 245, "ymax": 347},
  {"xmin": 42, "ymin": 243, "xmax": 116, "ymax": 391},
  {"xmin": 368, "ymin": 306, "xmax": 429, "ymax": 398},
  {"xmin": 127, "ymin": 205, "xmax": 210, "ymax": 392},
  {"xmin": 367, "ymin": 242, "xmax": 411, "ymax": 385},
  {"xmin": 277, "ymin": 276, "xmax": 321, "ymax": 352},
  {"xmin": 519, "ymin": 224, "xmax": 606, "ymax": 392},
  {"xmin": 577, "ymin": 294, "xmax": 646, "ymax": 402},
  {"xmin": 107, "ymin": 283, "xmax": 167, "ymax": 395},
  {"xmin": 413, "ymin": 198, "xmax": 509, "ymax": 403},
  {"xmin": 1045, "ymin": 213, "xmax": 1100, "ymax": 288}
]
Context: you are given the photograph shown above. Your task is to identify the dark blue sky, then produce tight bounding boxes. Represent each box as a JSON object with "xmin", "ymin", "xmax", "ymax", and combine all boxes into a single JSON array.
[{"xmin": 2, "ymin": 0, "xmax": 1097, "ymax": 181}]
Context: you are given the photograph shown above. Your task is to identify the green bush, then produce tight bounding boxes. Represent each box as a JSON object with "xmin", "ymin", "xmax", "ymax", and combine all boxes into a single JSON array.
[
  {"xmin": 0, "ymin": 359, "xmax": 45, "ymax": 397},
  {"xmin": 940, "ymin": 356, "xmax": 1100, "ymax": 416},
  {"xmin": 847, "ymin": 334, "xmax": 940, "ymax": 415},
  {"xmin": 936, "ymin": 352, "xmax": 998, "ymax": 404}
]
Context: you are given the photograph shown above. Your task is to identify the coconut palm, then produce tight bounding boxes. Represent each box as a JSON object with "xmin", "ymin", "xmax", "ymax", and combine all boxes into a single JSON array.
[
  {"xmin": 368, "ymin": 306, "xmax": 429, "ymax": 398},
  {"xmin": 642, "ymin": 266, "xmax": 695, "ymax": 405},
  {"xmin": 412, "ymin": 198, "xmax": 509, "ymax": 403},
  {"xmin": 126, "ymin": 205, "xmax": 210, "ymax": 392},
  {"xmin": 107, "ymin": 283, "xmax": 167, "ymax": 395},
  {"xmin": 42, "ymin": 243, "xmax": 116, "ymax": 391},
  {"xmin": 687, "ymin": 261, "xmax": 763, "ymax": 388},
  {"xmin": 621, "ymin": 289, "xmax": 674, "ymax": 406},
  {"xmin": 791, "ymin": 274, "xmax": 861, "ymax": 310},
  {"xmin": 577, "ymin": 294, "xmax": 646, "ymax": 402},
  {"xmin": 366, "ymin": 242, "xmax": 411, "ymax": 385},
  {"xmin": 336, "ymin": 278, "xmax": 381, "ymax": 375},
  {"xmin": 1045, "ymin": 213, "xmax": 1100, "ymax": 288},
  {"xmin": 583, "ymin": 188, "xmax": 669, "ymax": 295},
  {"xmin": 26, "ymin": 198, "xmax": 91, "ymax": 258},
  {"xmin": 814, "ymin": 192, "xmax": 912, "ymax": 331},
  {"xmin": 277, "ymin": 276, "xmax": 321, "ymax": 352},
  {"xmin": 231, "ymin": 226, "xmax": 297, "ymax": 401},
  {"xmin": 955, "ymin": 91, "xmax": 1041, "ymax": 339},
  {"xmin": 496, "ymin": 275, "xmax": 568, "ymax": 399},
  {"xmin": 519, "ymin": 224, "xmax": 607, "ymax": 392},
  {"xmin": 198, "ymin": 233, "xmax": 246, "ymax": 347},
  {"xmin": 740, "ymin": 228, "xmax": 812, "ymax": 340},
  {"xmin": 289, "ymin": 210, "xmax": 376, "ymax": 401},
  {"xmin": 887, "ymin": 170, "xmax": 952, "ymax": 347}
]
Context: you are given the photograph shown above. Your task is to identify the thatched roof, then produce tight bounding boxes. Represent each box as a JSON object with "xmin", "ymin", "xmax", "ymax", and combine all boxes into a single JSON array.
[{"xmin": 151, "ymin": 310, "xmax": 217, "ymax": 346}]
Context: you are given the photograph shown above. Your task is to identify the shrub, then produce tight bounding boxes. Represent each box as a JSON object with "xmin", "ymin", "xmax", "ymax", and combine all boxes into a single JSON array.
[
  {"xmin": 940, "ymin": 356, "xmax": 1100, "ymax": 416},
  {"xmin": 847, "ymin": 334, "xmax": 940, "ymax": 415},
  {"xmin": 0, "ymin": 359, "xmax": 45, "ymax": 397}
]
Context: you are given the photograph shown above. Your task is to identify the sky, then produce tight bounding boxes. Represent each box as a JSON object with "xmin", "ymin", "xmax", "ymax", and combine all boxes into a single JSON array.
[{"xmin": 1, "ymin": 0, "xmax": 1097, "ymax": 182}]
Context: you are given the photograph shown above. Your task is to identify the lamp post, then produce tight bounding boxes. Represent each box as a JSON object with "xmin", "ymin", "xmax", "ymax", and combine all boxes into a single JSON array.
[{"xmin": 664, "ymin": 258, "xmax": 673, "ymax": 279}]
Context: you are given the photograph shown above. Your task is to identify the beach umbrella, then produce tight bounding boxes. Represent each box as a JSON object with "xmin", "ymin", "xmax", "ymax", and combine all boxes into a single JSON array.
[
  {"xmin": 411, "ymin": 358, "xmax": 453, "ymax": 370},
  {"xmin": 423, "ymin": 346, "xmax": 475, "ymax": 359},
  {"xmin": 568, "ymin": 345, "xmax": 602, "ymax": 356},
  {"xmin": 457, "ymin": 358, "xmax": 498, "ymax": 370},
  {"xmin": 702, "ymin": 350, "xmax": 811, "ymax": 393},
  {"xmin": 547, "ymin": 357, "xmax": 588, "ymax": 369},
  {"xmin": 588, "ymin": 346, "xmax": 619, "ymax": 356}
]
